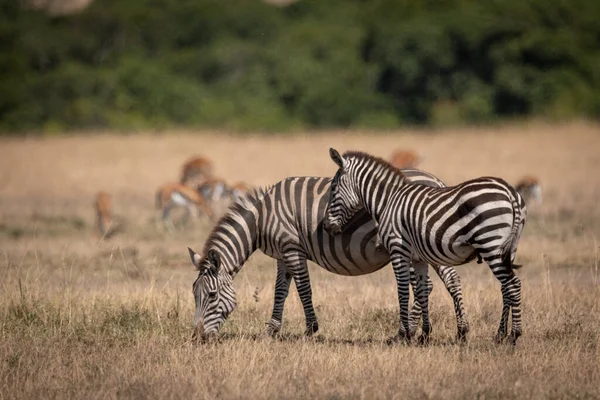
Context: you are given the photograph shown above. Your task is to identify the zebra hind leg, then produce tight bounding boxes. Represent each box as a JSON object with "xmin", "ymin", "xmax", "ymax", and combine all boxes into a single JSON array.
[
  {"xmin": 390, "ymin": 256, "xmax": 412, "ymax": 343},
  {"xmin": 266, "ymin": 260, "xmax": 293, "ymax": 337},
  {"xmin": 485, "ymin": 255, "xmax": 522, "ymax": 344},
  {"xmin": 408, "ymin": 264, "xmax": 434, "ymax": 338},
  {"xmin": 431, "ymin": 265, "xmax": 470, "ymax": 342},
  {"xmin": 283, "ymin": 253, "xmax": 319, "ymax": 336}
]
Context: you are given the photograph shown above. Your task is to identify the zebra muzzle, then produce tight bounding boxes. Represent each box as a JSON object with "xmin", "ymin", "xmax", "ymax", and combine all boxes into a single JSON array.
[{"xmin": 191, "ymin": 324, "xmax": 204, "ymax": 342}]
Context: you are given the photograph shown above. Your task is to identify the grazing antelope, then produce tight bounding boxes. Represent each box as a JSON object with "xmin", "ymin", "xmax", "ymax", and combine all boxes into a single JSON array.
[
  {"xmin": 180, "ymin": 156, "xmax": 214, "ymax": 186},
  {"xmin": 197, "ymin": 177, "xmax": 231, "ymax": 203},
  {"xmin": 515, "ymin": 175, "xmax": 542, "ymax": 206},
  {"xmin": 229, "ymin": 181, "xmax": 252, "ymax": 201},
  {"xmin": 95, "ymin": 191, "xmax": 113, "ymax": 237},
  {"xmin": 155, "ymin": 182, "xmax": 214, "ymax": 231},
  {"xmin": 389, "ymin": 149, "xmax": 421, "ymax": 169}
]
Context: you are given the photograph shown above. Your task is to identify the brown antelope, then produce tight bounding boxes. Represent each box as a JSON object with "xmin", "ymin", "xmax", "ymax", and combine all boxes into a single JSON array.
[
  {"xmin": 95, "ymin": 191, "xmax": 113, "ymax": 237},
  {"xmin": 197, "ymin": 177, "xmax": 231, "ymax": 203},
  {"xmin": 230, "ymin": 181, "xmax": 252, "ymax": 200},
  {"xmin": 155, "ymin": 182, "xmax": 214, "ymax": 231},
  {"xmin": 515, "ymin": 175, "xmax": 542, "ymax": 205},
  {"xmin": 180, "ymin": 156, "xmax": 214, "ymax": 186},
  {"xmin": 389, "ymin": 149, "xmax": 421, "ymax": 169}
]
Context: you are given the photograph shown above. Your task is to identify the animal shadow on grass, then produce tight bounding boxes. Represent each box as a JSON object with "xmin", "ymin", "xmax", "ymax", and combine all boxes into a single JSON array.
[{"xmin": 190, "ymin": 331, "xmax": 466, "ymax": 348}]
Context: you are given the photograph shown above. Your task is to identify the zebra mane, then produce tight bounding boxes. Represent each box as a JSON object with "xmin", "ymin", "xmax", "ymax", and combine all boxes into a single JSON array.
[
  {"xmin": 198, "ymin": 185, "xmax": 273, "ymax": 268},
  {"xmin": 343, "ymin": 150, "xmax": 406, "ymax": 178}
]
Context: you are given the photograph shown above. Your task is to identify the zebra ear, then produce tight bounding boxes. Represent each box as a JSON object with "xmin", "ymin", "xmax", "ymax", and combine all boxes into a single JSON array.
[
  {"xmin": 188, "ymin": 247, "xmax": 203, "ymax": 270},
  {"xmin": 207, "ymin": 249, "xmax": 221, "ymax": 272},
  {"xmin": 329, "ymin": 148, "xmax": 345, "ymax": 169}
]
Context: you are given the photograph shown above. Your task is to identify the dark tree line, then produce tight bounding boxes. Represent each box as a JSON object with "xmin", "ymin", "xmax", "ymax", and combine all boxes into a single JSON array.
[{"xmin": 1, "ymin": 0, "xmax": 599, "ymax": 133}]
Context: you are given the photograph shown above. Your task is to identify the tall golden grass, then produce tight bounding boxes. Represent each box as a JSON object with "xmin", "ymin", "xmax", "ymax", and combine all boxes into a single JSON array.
[{"xmin": 1, "ymin": 122, "xmax": 599, "ymax": 398}]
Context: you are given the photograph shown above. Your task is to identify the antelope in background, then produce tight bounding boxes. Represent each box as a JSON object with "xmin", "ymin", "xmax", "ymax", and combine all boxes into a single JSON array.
[
  {"xmin": 389, "ymin": 149, "xmax": 422, "ymax": 169},
  {"xmin": 515, "ymin": 175, "xmax": 542, "ymax": 206},
  {"xmin": 180, "ymin": 156, "xmax": 214, "ymax": 187},
  {"xmin": 155, "ymin": 182, "xmax": 214, "ymax": 231},
  {"xmin": 94, "ymin": 191, "xmax": 124, "ymax": 238}
]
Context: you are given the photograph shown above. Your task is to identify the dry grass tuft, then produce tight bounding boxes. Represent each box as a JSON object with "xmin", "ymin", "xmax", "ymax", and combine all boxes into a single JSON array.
[{"xmin": 1, "ymin": 122, "xmax": 599, "ymax": 398}]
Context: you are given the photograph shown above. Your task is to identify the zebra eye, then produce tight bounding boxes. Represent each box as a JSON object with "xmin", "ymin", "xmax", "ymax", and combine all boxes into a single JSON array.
[{"xmin": 208, "ymin": 290, "xmax": 217, "ymax": 299}]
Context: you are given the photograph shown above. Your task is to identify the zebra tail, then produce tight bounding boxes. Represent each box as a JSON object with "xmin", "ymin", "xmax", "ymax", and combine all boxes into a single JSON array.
[{"xmin": 500, "ymin": 188, "xmax": 523, "ymax": 269}]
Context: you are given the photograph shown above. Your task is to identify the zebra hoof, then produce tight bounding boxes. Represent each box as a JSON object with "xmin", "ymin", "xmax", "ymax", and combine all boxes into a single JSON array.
[
  {"xmin": 386, "ymin": 331, "xmax": 410, "ymax": 345},
  {"xmin": 408, "ymin": 326, "xmax": 418, "ymax": 338},
  {"xmin": 304, "ymin": 321, "xmax": 319, "ymax": 336},
  {"xmin": 266, "ymin": 320, "xmax": 282, "ymax": 337},
  {"xmin": 494, "ymin": 332, "xmax": 508, "ymax": 344},
  {"xmin": 510, "ymin": 331, "xmax": 521, "ymax": 345},
  {"xmin": 456, "ymin": 326, "xmax": 469, "ymax": 342},
  {"xmin": 417, "ymin": 334, "xmax": 431, "ymax": 346}
]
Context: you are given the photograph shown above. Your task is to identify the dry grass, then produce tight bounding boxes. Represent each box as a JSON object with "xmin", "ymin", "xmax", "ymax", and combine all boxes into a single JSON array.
[{"xmin": 1, "ymin": 122, "xmax": 599, "ymax": 399}]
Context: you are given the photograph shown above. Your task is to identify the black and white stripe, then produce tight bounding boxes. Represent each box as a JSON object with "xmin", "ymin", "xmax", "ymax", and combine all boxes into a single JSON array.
[
  {"xmin": 324, "ymin": 149, "xmax": 527, "ymax": 344},
  {"xmin": 188, "ymin": 169, "xmax": 470, "ymax": 340}
]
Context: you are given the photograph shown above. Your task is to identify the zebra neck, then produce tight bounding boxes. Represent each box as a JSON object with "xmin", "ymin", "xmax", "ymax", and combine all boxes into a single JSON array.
[
  {"xmin": 357, "ymin": 170, "xmax": 405, "ymax": 223},
  {"xmin": 212, "ymin": 205, "xmax": 261, "ymax": 278}
]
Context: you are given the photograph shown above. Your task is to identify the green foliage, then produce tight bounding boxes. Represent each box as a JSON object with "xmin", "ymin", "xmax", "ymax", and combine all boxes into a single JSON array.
[{"xmin": 1, "ymin": 0, "xmax": 599, "ymax": 133}]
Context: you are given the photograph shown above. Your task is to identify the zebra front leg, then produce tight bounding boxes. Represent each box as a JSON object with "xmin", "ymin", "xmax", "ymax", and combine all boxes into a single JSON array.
[
  {"xmin": 283, "ymin": 253, "xmax": 319, "ymax": 336},
  {"xmin": 431, "ymin": 265, "xmax": 470, "ymax": 341},
  {"xmin": 391, "ymin": 255, "xmax": 412, "ymax": 342},
  {"xmin": 408, "ymin": 265, "xmax": 422, "ymax": 336},
  {"xmin": 413, "ymin": 261, "xmax": 432, "ymax": 344},
  {"xmin": 266, "ymin": 260, "xmax": 293, "ymax": 337}
]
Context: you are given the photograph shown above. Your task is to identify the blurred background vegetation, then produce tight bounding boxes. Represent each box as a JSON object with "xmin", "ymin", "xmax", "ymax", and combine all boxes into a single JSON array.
[{"xmin": 2, "ymin": 0, "xmax": 600, "ymax": 134}]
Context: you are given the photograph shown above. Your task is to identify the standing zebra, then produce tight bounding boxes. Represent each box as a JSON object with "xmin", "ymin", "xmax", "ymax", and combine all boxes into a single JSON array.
[
  {"xmin": 188, "ymin": 170, "xmax": 470, "ymax": 342},
  {"xmin": 324, "ymin": 149, "xmax": 527, "ymax": 344}
]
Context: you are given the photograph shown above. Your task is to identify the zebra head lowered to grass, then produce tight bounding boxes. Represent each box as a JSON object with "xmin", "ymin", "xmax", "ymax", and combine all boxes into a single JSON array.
[
  {"xmin": 324, "ymin": 148, "xmax": 527, "ymax": 345},
  {"xmin": 188, "ymin": 247, "xmax": 237, "ymax": 342}
]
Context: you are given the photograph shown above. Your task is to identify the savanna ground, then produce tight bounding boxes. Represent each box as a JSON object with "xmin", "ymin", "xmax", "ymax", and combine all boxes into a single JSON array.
[{"xmin": 1, "ymin": 122, "xmax": 599, "ymax": 399}]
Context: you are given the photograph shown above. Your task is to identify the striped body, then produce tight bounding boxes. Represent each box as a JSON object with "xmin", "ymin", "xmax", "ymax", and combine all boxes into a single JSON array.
[
  {"xmin": 325, "ymin": 149, "xmax": 527, "ymax": 344},
  {"xmin": 188, "ymin": 169, "xmax": 469, "ymax": 340},
  {"xmin": 259, "ymin": 170, "xmax": 443, "ymax": 274}
]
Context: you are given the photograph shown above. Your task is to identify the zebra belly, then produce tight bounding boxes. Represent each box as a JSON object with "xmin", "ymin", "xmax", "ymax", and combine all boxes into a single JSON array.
[
  {"xmin": 409, "ymin": 231, "xmax": 477, "ymax": 267},
  {"xmin": 305, "ymin": 218, "xmax": 390, "ymax": 276}
]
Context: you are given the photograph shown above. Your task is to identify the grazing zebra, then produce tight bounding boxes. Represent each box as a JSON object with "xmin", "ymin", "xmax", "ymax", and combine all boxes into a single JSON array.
[
  {"xmin": 324, "ymin": 148, "xmax": 527, "ymax": 344},
  {"xmin": 187, "ymin": 170, "xmax": 470, "ymax": 342}
]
